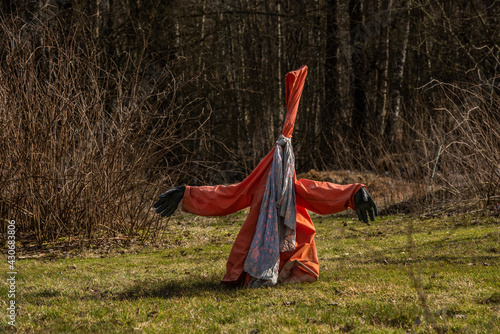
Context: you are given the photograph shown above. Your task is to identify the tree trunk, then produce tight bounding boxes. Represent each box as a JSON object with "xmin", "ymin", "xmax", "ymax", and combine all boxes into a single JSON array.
[
  {"xmin": 335, "ymin": 0, "xmax": 353, "ymax": 126},
  {"xmin": 350, "ymin": 0, "xmax": 369, "ymax": 136},
  {"xmin": 387, "ymin": 0, "xmax": 409, "ymax": 145},
  {"xmin": 375, "ymin": 0, "xmax": 392, "ymax": 135}
]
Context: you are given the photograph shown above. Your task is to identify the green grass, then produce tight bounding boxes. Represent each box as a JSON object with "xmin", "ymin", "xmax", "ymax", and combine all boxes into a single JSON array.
[{"xmin": 1, "ymin": 212, "xmax": 499, "ymax": 333}]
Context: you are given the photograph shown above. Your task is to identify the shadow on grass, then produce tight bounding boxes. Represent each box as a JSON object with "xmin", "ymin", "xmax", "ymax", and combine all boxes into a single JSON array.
[
  {"xmin": 24, "ymin": 277, "xmax": 239, "ymax": 304},
  {"xmin": 113, "ymin": 277, "xmax": 238, "ymax": 301}
]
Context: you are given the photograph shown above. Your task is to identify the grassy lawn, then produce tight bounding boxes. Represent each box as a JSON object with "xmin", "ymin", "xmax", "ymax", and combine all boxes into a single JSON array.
[{"xmin": 2, "ymin": 212, "xmax": 499, "ymax": 333}]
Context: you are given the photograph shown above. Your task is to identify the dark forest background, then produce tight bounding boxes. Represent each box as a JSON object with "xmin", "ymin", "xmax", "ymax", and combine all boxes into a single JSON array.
[{"xmin": 1, "ymin": 0, "xmax": 499, "ymax": 243}]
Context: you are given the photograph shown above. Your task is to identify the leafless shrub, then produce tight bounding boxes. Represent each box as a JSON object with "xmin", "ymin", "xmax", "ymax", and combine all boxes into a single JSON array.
[
  {"xmin": 408, "ymin": 80, "xmax": 500, "ymax": 208},
  {"xmin": 321, "ymin": 77, "xmax": 499, "ymax": 214},
  {"xmin": 0, "ymin": 14, "xmax": 210, "ymax": 243}
]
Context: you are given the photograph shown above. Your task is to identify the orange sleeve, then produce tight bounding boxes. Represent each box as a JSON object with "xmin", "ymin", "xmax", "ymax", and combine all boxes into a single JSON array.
[
  {"xmin": 295, "ymin": 178, "xmax": 365, "ymax": 215},
  {"xmin": 182, "ymin": 183, "xmax": 250, "ymax": 216},
  {"xmin": 181, "ymin": 149, "xmax": 275, "ymax": 216}
]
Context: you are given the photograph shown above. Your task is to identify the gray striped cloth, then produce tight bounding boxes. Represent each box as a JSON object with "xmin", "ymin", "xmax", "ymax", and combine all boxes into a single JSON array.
[{"xmin": 243, "ymin": 135, "xmax": 297, "ymax": 287}]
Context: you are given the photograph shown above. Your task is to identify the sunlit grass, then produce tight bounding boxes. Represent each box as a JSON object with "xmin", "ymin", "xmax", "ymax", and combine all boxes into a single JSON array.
[{"xmin": 1, "ymin": 213, "xmax": 499, "ymax": 333}]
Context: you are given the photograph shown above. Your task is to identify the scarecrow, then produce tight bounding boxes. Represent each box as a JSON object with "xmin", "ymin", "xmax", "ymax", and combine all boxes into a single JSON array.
[{"xmin": 154, "ymin": 66, "xmax": 378, "ymax": 288}]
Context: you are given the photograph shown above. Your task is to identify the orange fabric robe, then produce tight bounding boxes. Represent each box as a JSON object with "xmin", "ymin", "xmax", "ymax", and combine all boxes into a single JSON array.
[{"xmin": 181, "ymin": 66, "xmax": 365, "ymax": 285}]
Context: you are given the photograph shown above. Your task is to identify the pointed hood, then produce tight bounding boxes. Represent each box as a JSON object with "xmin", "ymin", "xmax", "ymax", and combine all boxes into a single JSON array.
[{"xmin": 282, "ymin": 65, "xmax": 308, "ymax": 138}]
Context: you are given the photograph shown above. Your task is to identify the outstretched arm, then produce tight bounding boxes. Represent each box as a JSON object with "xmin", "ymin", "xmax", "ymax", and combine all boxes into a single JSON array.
[
  {"xmin": 154, "ymin": 149, "xmax": 275, "ymax": 217},
  {"xmin": 181, "ymin": 183, "xmax": 253, "ymax": 216},
  {"xmin": 154, "ymin": 182, "xmax": 253, "ymax": 218},
  {"xmin": 295, "ymin": 178, "xmax": 377, "ymax": 223}
]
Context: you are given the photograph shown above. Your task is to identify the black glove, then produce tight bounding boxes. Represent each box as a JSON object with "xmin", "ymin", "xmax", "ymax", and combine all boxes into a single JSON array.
[
  {"xmin": 153, "ymin": 185, "xmax": 186, "ymax": 217},
  {"xmin": 354, "ymin": 187, "xmax": 378, "ymax": 224}
]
